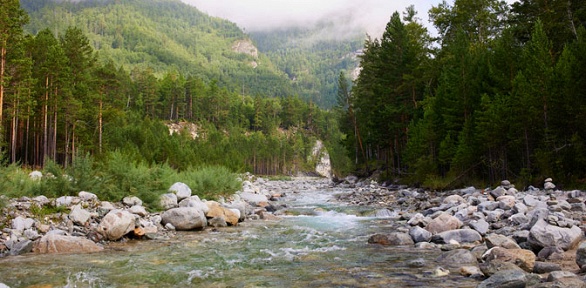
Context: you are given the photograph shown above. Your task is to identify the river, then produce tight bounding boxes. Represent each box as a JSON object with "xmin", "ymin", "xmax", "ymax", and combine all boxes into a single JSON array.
[{"xmin": 0, "ymin": 178, "xmax": 479, "ymax": 287}]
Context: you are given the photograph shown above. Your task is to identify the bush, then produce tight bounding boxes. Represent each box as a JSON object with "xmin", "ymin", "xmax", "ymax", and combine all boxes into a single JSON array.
[{"xmin": 177, "ymin": 165, "xmax": 242, "ymax": 200}]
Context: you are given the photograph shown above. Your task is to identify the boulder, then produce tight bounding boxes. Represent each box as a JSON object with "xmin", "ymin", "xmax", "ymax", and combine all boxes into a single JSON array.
[
  {"xmin": 159, "ymin": 193, "xmax": 178, "ymax": 210},
  {"xmin": 576, "ymin": 241, "xmax": 586, "ymax": 269},
  {"xmin": 128, "ymin": 205, "xmax": 148, "ymax": 217},
  {"xmin": 425, "ymin": 213, "xmax": 462, "ymax": 234},
  {"xmin": 78, "ymin": 191, "xmax": 98, "ymax": 202},
  {"xmin": 436, "ymin": 249, "xmax": 478, "ymax": 268},
  {"xmin": 533, "ymin": 261, "xmax": 561, "ymax": 274},
  {"xmin": 497, "ymin": 195, "xmax": 516, "ymax": 210},
  {"xmin": 409, "ymin": 226, "xmax": 432, "ymax": 243},
  {"xmin": 55, "ymin": 196, "xmax": 74, "ymax": 207},
  {"xmin": 11, "ymin": 216, "xmax": 34, "ymax": 232},
  {"xmin": 528, "ymin": 219, "xmax": 583, "ymax": 251},
  {"xmin": 223, "ymin": 201, "xmax": 247, "ymax": 222},
  {"xmin": 431, "ymin": 229, "xmax": 482, "ymax": 244},
  {"xmin": 469, "ymin": 219, "xmax": 490, "ymax": 235},
  {"xmin": 33, "ymin": 234, "xmax": 103, "ymax": 254},
  {"xmin": 208, "ymin": 217, "xmax": 228, "ymax": 228},
  {"xmin": 479, "ymin": 260, "xmax": 525, "ymax": 277},
  {"xmin": 477, "ymin": 269, "xmax": 527, "ymax": 288},
  {"xmin": 443, "ymin": 195, "xmax": 466, "ymax": 205},
  {"xmin": 368, "ymin": 233, "xmax": 414, "ymax": 246},
  {"xmin": 239, "ymin": 192, "xmax": 269, "ymax": 205},
  {"xmin": 178, "ymin": 196, "xmax": 209, "ymax": 214},
  {"xmin": 483, "ymin": 247, "xmax": 536, "ymax": 272},
  {"xmin": 161, "ymin": 207, "xmax": 206, "ymax": 230},
  {"xmin": 169, "ymin": 182, "xmax": 192, "ymax": 201},
  {"xmin": 407, "ymin": 213, "xmax": 429, "ymax": 227},
  {"xmin": 69, "ymin": 205, "xmax": 91, "ymax": 225},
  {"xmin": 490, "ymin": 187, "xmax": 507, "ymax": 199},
  {"xmin": 485, "ymin": 234, "xmax": 521, "ymax": 249},
  {"xmin": 97, "ymin": 210, "xmax": 136, "ymax": 241},
  {"xmin": 9, "ymin": 240, "xmax": 33, "ymax": 256},
  {"xmin": 205, "ymin": 201, "xmax": 239, "ymax": 226}
]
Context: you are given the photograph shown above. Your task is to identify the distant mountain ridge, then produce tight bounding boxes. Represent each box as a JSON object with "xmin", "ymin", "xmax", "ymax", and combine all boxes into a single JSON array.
[
  {"xmin": 21, "ymin": 0, "xmax": 363, "ymax": 107},
  {"xmin": 21, "ymin": 0, "xmax": 294, "ymax": 98}
]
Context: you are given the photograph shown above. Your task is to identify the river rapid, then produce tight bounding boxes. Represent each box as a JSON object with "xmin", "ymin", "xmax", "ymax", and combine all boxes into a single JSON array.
[{"xmin": 0, "ymin": 178, "xmax": 478, "ymax": 288}]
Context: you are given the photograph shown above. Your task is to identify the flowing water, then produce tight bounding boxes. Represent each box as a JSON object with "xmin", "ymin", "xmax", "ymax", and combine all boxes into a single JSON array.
[{"xmin": 0, "ymin": 180, "xmax": 478, "ymax": 287}]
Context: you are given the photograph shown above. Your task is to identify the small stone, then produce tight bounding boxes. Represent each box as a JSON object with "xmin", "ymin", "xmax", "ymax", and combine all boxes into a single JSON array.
[
  {"xmin": 532, "ymin": 261, "xmax": 561, "ymax": 274},
  {"xmin": 432, "ymin": 267, "xmax": 450, "ymax": 277},
  {"xmin": 577, "ymin": 242, "xmax": 586, "ymax": 268},
  {"xmin": 208, "ymin": 217, "xmax": 228, "ymax": 228},
  {"xmin": 469, "ymin": 219, "xmax": 490, "ymax": 235},
  {"xmin": 128, "ymin": 205, "xmax": 148, "ymax": 217},
  {"xmin": 69, "ymin": 205, "xmax": 91, "ymax": 226},
  {"xmin": 78, "ymin": 191, "xmax": 98, "ymax": 202},
  {"xmin": 485, "ymin": 234, "xmax": 521, "ymax": 249},
  {"xmin": 544, "ymin": 182, "xmax": 556, "ymax": 190},
  {"xmin": 407, "ymin": 258, "xmax": 426, "ymax": 268},
  {"xmin": 409, "ymin": 226, "xmax": 432, "ymax": 243},
  {"xmin": 460, "ymin": 266, "xmax": 484, "ymax": 278},
  {"xmin": 122, "ymin": 196, "xmax": 143, "ymax": 207}
]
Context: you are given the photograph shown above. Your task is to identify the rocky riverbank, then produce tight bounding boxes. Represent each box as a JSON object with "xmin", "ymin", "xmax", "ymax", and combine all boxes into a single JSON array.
[
  {"xmin": 333, "ymin": 177, "xmax": 586, "ymax": 287},
  {"xmin": 2, "ymin": 173, "xmax": 586, "ymax": 287},
  {"xmin": 0, "ymin": 173, "xmax": 295, "ymax": 259}
]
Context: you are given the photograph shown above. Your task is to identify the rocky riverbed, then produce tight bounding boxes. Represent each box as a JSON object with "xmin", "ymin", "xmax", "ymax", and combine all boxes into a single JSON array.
[
  {"xmin": 1, "ymin": 174, "xmax": 586, "ymax": 287},
  {"xmin": 334, "ymin": 177, "xmax": 586, "ymax": 287}
]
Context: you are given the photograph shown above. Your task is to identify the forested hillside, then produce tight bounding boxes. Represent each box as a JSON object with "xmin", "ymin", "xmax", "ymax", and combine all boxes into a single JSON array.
[
  {"xmin": 250, "ymin": 24, "xmax": 364, "ymax": 108},
  {"xmin": 20, "ymin": 0, "xmax": 294, "ymax": 98},
  {"xmin": 341, "ymin": 1, "xmax": 586, "ymax": 188},
  {"xmin": 0, "ymin": 0, "xmax": 353, "ymax": 191}
]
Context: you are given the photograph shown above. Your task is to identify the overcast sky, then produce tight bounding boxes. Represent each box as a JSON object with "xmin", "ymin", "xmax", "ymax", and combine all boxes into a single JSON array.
[{"xmin": 181, "ymin": 0, "xmax": 445, "ymax": 37}]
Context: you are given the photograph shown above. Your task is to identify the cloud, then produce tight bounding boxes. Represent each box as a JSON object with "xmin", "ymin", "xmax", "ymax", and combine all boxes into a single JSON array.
[{"xmin": 181, "ymin": 0, "xmax": 441, "ymax": 38}]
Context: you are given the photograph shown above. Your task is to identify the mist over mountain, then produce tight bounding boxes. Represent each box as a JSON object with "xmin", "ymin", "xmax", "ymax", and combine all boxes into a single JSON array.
[{"xmin": 182, "ymin": 0, "xmax": 438, "ymax": 39}]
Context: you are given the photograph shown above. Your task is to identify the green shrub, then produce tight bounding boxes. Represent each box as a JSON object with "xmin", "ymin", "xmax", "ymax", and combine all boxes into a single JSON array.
[{"xmin": 178, "ymin": 165, "xmax": 242, "ymax": 200}]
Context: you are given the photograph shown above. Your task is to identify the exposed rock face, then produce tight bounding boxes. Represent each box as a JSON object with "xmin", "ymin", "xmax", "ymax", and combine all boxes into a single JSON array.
[
  {"xmin": 310, "ymin": 140, "xmax": 332, "ymax": 179},
  {"xmin": 33, "ymin": 234, "xmax": 103, "ymax": 254},
  {"xmin": 232, "ymin": 39, "xmax": 258, "ymax": 58},
  {"xmin": 97, "ymin": 210, "xmax": 136, "ymax": 241},
  {"xmin": 161, "ymin": 207, "xmax": 207, "ymax": 231}
]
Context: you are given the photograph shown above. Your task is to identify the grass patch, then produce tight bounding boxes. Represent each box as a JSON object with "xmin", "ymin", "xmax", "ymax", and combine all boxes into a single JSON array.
[
  {"xmin": 177, "ymin": 165, "xmax": 242, "ymax": 201},
  {"xmin": 266, "ymin": 175, "xmax": 292, "ymax": 181}
]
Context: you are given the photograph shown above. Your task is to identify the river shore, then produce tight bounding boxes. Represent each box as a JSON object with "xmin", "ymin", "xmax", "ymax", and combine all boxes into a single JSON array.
[{"xmin": 1, "ymin": 175, "xmax": 586, "ymax": 287}]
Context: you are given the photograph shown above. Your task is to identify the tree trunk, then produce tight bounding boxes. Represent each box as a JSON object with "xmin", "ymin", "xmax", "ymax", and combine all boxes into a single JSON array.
[
  {"xmin": 0, "ymin": 45, "xmax": 5, "ymax": 144},
  {"xmin": 99, "ymin": 95, "xmax": 103, "ymax": 153},
  {"xmin": 43, "ymin": 76, "xmax": 49, "ymax": 165}
]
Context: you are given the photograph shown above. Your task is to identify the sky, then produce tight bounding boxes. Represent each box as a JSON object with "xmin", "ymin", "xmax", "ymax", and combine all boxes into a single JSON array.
[{"xmin": 181, "ymin": 0, "xmax": 444, "ymax": 38}]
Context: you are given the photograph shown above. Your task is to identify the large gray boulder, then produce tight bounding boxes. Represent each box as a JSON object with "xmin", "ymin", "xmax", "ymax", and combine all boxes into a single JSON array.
[
  {"xmin": 97, "ymin": 210, "xmax": 136, "ymax": 241},
  {"xmin": 431, "ymin": 229, "xmax": 482, "ymax": 244},
  {"xmin": 169, "ymin": 182, "xmax": 192, "ymax": 201},
  {"xmin": 122, "ymin": 196, "xmax": 142, "ymax": 207},
  {"xmin": 482, "ymin": 247, "xmax": 536, "ymax": 272},
  {"xmin": 528, "ymin": 219, "xmax": 583, "ymax": 251},
  {"xmin": 161, "ymin": 207, "xmax": 207, "ymax": 230}
]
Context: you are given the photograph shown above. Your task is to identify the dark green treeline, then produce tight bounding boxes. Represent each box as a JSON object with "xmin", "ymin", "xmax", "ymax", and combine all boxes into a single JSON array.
[
  {"xmin": 341, "ymin": 0, "xmax": 586, "ymax": 188},
  {"xmin": 0, "ymin": 0, "xmax": 352, "ymax": 177}
]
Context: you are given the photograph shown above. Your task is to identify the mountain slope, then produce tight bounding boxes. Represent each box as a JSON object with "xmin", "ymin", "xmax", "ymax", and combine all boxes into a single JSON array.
[
  {"xmin": 21, "ymin": 0, "xmax": 294, "ymax": 97},
  {"xmin": 250, "ymin": 24, "xmax": 364, "ymax": 108}
]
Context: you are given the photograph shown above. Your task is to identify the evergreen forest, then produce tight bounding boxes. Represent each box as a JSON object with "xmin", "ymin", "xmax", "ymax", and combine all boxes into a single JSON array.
[
  {"xmin": 0, "ymin": 0, "xmax": 352, "ymax": 206},
  {"xmin": 341, "ymin": 0, "xmax": 586, "ymax": 189},
  {"xmin": 2, "ymin": 0, "xmax": 586, "ymax": 204}
]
